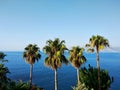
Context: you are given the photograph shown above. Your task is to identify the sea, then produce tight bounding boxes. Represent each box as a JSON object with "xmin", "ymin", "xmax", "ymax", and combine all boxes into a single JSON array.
[{"xmin": 3, "ymin": 51, "xmax": 120, "ymax": 90}]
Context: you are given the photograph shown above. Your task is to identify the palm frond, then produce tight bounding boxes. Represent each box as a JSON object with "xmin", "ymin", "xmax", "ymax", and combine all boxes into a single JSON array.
[
  {"xmin": 61, "ymin": 55, "xmax": 69, "ymax": 65},
  {"xmin": 87, "ymin": 48, "xmax": 94, "ymax": 53}
]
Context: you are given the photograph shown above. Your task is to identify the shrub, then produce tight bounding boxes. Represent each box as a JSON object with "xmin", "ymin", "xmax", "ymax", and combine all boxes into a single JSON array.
[
  {"xmin": 73, "ymin": 82, "xmax": 89, "ymax": 90},
  {"xmin": 79, "ymin": 65, "xmax": 113, "ymax": 90}
]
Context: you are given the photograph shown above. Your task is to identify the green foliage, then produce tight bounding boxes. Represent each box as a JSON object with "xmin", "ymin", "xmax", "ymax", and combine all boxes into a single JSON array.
[
  {"xmin": 69, "ymin": 46, "xmax": 86, "ymax": 69},
  {"xmin": 0, "ymin": 65, "xmax": 10, "ymax": 90},
  {"xmin": 73, "ymin": 82, "xmax": 89, "ymax": 90},
  {"xmin": 8, "ymin": 80, "xmax": 43, "ymax": 90},
  {"xmin": 23, "ymin": 44, "xmax": 41, "ymax": 65},
  {"xmin": 0, "ymin": 52, "xmax": 6, "ymax": 59},
  {"xmin": 9, "ymin": 80, "xmax": 30, "ymax": 90},
  {"xmin": 43, "ymin": 38, "xmax": 68, "ymax": 70},
  {"xmin": 79, "ymin": 65, "xmax": 113, "ymax": 90},
  {"xmin": 0, "ymin": 64, "xmax": 10, "ymax": 81},
  {"xmin": 85, "ymin": 35, "xmax": 109, "ymax": 52},
  {"xmin": 0, "ymin": 52, "xmax": 10, "ymax": 90},
  {"xmin": 0, "ymin": 80, "xmax": 43, "ymax": 90},
  {"xmin": 0, "ymin": 52, "xmax": 8, "ymax": 63}
]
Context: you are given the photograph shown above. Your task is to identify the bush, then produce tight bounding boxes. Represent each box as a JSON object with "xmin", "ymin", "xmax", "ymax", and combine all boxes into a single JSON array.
[
  {"xmin": 9, "ymin": 80, "xmax": 30, "ymax": 90},
  {"xmin": 79, "ymin": 65, "xmax": 113, "ymax": 90},
  {"xmin": 73, "ymin": 82, "xmax": 89, "ymax": 90},
  {"xmin": 7, "ymin": 80, "xmax": 43, "ymax": 90}
]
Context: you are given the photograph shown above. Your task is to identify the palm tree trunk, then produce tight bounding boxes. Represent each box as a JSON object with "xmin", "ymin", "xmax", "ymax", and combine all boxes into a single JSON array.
[
  {"xmin": 55, "ymin": 69, "xmax": 58, "ymax": 90},
  {"xmin": 96, "ymin": 49, "xmax": 101, "ymax": 90},
  {"xmin": 77, "ymin": 68, "xmax": 80, "ymax": 84},
  {"xmin": 30, "ymin": 64, "xmax": 33, "ymax": 89}
]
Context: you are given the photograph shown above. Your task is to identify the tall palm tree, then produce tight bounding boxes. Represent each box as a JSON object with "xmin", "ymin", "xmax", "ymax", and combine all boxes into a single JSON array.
[
  {"xmin": 43, "ymin": 38, "xmax": 68, "ymax": 90},
  {"xmin": 86, "ymin": 35, "xmax": 109, "ymax": 90},
  {"xmin": 69, "ymin": 46, "xmax": 86, "ymax": 84},
  {"xmin": 23, "ymin": 44, "xmax": 41, "ymax": 88}
]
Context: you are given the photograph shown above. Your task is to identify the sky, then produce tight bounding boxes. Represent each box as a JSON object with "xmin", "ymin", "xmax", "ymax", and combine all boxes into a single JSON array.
[{"xmin": 0, "ymin": 0, "xmax": 120, "ymax": 51}]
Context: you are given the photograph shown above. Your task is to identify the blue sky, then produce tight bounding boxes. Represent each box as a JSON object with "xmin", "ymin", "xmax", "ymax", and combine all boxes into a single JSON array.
[{"xmin": 0, "ymin": 0, "xmax": 120, "ymax": 51}]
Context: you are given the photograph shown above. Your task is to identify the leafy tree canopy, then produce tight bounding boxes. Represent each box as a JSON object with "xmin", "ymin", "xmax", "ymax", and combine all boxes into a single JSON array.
[{"xmin": 79, "ymin": 65, "xmax": 113, "ymax": 90}]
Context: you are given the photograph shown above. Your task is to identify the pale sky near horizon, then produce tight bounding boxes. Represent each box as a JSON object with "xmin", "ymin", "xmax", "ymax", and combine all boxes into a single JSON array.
[{"xmin": 0, "ymin": 0, "xmax": 120, "ymax": 51}]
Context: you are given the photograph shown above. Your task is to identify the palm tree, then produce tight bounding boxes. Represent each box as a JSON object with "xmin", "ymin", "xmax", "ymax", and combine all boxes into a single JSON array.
[
  {"xmin": 23, "ymin": 44, "xmax": 41, "ymax": 88},
  {"xmin": 0, "ymin": 52, "xmax": 10, "ymax": 89},
  {"xmin": 0, "ymin": 52, "xmax": 8, "ymax": 62},
  {"xmin": 0, "ymin": 64, "xmax": 10, "ymax": 81},
  {"xmin": 85, "ymin": 35, "xmax": 109, "ymax": 90},
  {"xmin": 0, "ymin": 64, "xmax": 10, "ymax": 90},
  {"xmin": 69, "ymin": 46, "xmax": 86, "ymax": 84},
  {"xmin": 43, "ymin": 38, "xmax": 68, "ymax": 90}
]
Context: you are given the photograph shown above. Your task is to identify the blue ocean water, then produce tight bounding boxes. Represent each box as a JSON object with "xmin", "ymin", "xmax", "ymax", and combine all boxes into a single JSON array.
[{"xmin": 4, "ymin": 52, "xmax": 120, "ymax": 90}]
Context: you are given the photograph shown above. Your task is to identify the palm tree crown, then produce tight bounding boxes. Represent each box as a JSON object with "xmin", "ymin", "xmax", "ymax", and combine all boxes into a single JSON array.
[
  {"xmin": 23, "ymin": 44, "xmax": 41, "ymax": 65},
  {"xmin": 86, "ymin": 35, "xmax": 109, "ymax": 52},
  {"xmin": 43, "ymin": 38, "xmax": 68, "ymax": 70},
  {"xmin": 69, "ymin": 46, "xmax": 86, "ymax": 69}
]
